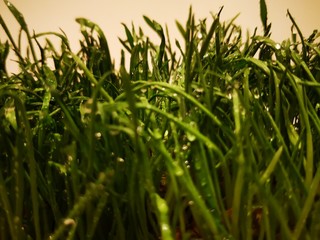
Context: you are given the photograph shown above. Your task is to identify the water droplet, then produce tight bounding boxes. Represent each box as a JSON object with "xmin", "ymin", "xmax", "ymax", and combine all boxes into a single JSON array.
[
  {"xmin": 136, "ymin": 126, "xmax": 143, "ymax": 135},
  {"xmin": 95, "ymin": 132, "xmax": 102, "ymax": 139},
  {"xmin": 140, "ymin": 88, "xmax": 147, "ymax": 93},
  {"xmin": 195, "ymin": 88, "xmax": 204, "ymax": 93},
  {"xmin": 186, "ymin": 122, "xmax": 197, "ymax": 141},
  {"xmin": 182, "ymin": 144, "xmax": 189, "ymax": 151},
  {"xmin": 201, "ymin": 181, "xmax": 207, "ymax": 187},
  {"xmin": 67, "ymin": 155, "xmax": 73, "ymax": 162},
  {"xmin": 117, "ymin": 157, "xmax": 125, "ymax": 163},
  {"xmin": 275, "ymin": 43, "xmax": 281, "ymax": 50},
  {"xmin": 161, "ymin": 223, "xmax": 170, "ymax": 231},
  {"xmin": 253, "ymin": 88, "xmax": 260, "ymax": 99},
  {"xmin": 188, "ymin": 200, "xmax": 194, "ymax": 206},
  {"xmin": 184, "ymin": 160, "xmax": 189, "ymax": 165},
  {"xmin": 63, "ymin": 218, "xmax": 75, "ymax": 226},
  {"xmin": 164, "ymin": 130, "xmax": 169, "ymax": 138}
]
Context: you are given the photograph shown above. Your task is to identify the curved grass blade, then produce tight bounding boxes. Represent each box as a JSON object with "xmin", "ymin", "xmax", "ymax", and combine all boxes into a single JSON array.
[
  {"xmin": 76, "ymin": 18, "xmax": 113, "ymax": 72},
  {"xmin": 3, "ymin": 0, "xmax": 39, "ymax": 69},
  {"xmin": 121, "ymin": 23, "xmax": 134, "ymax": 49},
  {"xmin": 4, "ymin": 0, "xmax": 27, "ymax": 31},
  {"xmin": 259, "ymin": 0, "xmax": 268, "ymax": 32},
  {"xmin": 199, "ymin": 7, "xmax": 222, "ymax": 59},
  {"xmin": 143, "ymin": 16, "xmax": 166, "ymax": 70},
  {"xmin": 287, "ymin": 10, "xmax": 307, "ymax": 61},
  {"xmin": 0, "ymin": 15, "xmax": 24, "ymax": 64}
]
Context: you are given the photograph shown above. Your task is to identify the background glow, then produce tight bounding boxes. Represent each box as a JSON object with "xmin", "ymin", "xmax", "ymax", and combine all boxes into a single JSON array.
[{"xmin": 0, "ymin": 0, "xmax": 319, "ymax": 73}]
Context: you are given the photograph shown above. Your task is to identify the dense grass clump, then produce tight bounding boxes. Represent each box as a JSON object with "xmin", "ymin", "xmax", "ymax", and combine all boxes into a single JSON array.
[{"xmin": 1, "ymin": 0, "xmax": 320, "ymax": 239}]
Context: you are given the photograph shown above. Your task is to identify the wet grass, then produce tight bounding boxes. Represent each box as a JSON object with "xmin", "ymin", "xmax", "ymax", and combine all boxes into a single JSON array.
[{"xmin": 1, "ymin": 0, "xmax": 320, "ymax": 239}]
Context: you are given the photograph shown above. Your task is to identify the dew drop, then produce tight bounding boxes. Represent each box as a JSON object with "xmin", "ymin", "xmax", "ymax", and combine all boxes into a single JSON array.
[
  {"xmin": 186, "ymin": 132, "xmax": 196, "ymax": 142},
  {"xmin": 63, "ymin": 218, "xmax": 75, "ymax": 226},
  {"xmin": 67, "ymin": 155, "xmax": 73, "ymax": 162},
  {"xmin": 136, "ymin": 126, "xmax": 143, "ymax": 135},
  {"xmin": 182, "ymin": 144, "xmax": 189, "ymax": 151},
  {"xmin": 95, "ymin": 132, "xmax": 102, "ymax": 139},
  {"xmin": 164, "ymin": 130, "xmax": 169, "ymax": 138},
  {"xmin": 253, "ymin": 88, "xmax": 260, "ymax": 99},
  {"xmin": 117, "ymin": 157, "xmax": 125, "ymax": 163},
  {"xmin": 201, "ymin": 181, "xmax": 207, "ymax": 187},
  {"xmin": 195, "ymin": 88, "xmax": 204, "ymax": 93},
  {"xmin": 161, "ymin": 223, "xmax": 169, "ymax": 231}
]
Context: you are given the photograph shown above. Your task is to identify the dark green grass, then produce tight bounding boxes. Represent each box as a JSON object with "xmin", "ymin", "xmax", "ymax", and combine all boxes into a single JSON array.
[{"xmin": 1, "ymin": 0, "xmax": 320, "ymax": 239}]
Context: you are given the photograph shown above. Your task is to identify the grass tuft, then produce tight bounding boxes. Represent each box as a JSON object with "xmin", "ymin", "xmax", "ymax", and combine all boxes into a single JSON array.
[{"xmin": 1, "ymin": 0, "xmax": 320, "ymax": 239}]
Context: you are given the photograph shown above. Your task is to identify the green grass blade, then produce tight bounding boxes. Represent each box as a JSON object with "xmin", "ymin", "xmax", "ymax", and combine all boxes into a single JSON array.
[{"xmin": 259, "ymin": 0, "xmax": 268, "ymax": 32}]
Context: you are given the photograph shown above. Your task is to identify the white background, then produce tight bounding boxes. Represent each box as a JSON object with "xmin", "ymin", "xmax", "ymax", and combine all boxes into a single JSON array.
[{"xmin": 0, "ymin": 0, "xmax": 319, "ymax": 73}]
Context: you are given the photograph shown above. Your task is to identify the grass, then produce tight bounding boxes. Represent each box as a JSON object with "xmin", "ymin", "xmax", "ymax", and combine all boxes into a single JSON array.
[{"xmin": 1, "ymin": 0, "xmax": 320, "ymax": 239}]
